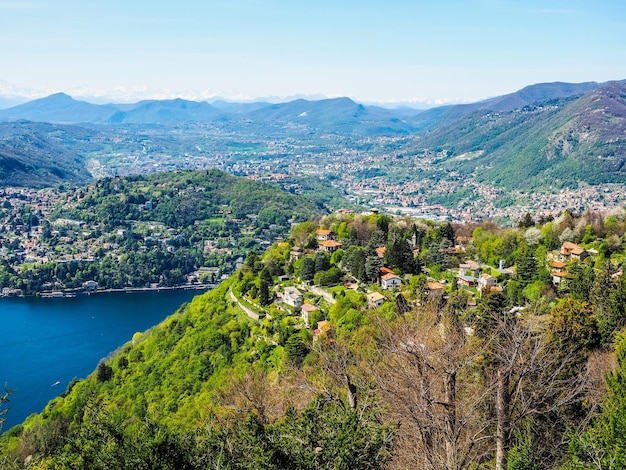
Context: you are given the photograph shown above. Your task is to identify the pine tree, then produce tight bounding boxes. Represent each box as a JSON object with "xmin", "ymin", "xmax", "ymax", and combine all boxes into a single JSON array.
[
  {"xmin": 300, "ymin": 257, "xmax": 315, "ymax": 281},
  {"xmin": 515, "ymin": 242, "xmax": 537, "ymax": 287},
  {"xmin": 259, "ymin": 268, "xmax": 273, "ymax": 306}
]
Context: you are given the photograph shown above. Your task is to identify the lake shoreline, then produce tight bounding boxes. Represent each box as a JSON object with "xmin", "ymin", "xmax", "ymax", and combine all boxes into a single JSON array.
[
  {"xmin": 1, "ymin": 283, "xmax": 216, "ymax": 300},
  {"xmin": 0, "ymin": 288, "xmax": 208, "ymax": 430}
]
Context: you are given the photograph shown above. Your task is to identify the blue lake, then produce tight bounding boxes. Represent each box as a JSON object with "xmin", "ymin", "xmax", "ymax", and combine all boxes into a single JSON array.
[{"xmin": 0, "ymin": 289, "xmax": 205, "ymax": 431}]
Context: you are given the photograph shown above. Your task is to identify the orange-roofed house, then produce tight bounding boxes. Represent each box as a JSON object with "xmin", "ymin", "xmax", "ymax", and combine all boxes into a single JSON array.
[
  {"xmin": 427, "ymin": 281, "xmax": 446, "ymax": 292},
  {"xmin": 314, "ymin": 320, "xmax": 333, "ymax": 338},
  {"xmin": 316, "ymin": 229, "xmax": 332, "ymax": 241},
  {"xmin": 551, "ymin": 270, "xmax": 570, "ymax": 285},
  {"xmin": 318, "ymin": 240, "xmax": 342, "ymax": 253},
  {"xmin": 561, "ymin": 242, "xmax": 588, "ymax": 261},
  {"xmin": 381, "ymin": 273, "xmax": 402, "ymax": 290}
]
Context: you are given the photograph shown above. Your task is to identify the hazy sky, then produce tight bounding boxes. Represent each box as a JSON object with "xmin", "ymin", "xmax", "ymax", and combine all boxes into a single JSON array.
[{"xmin": 1, "ymin": 0, "xmax": 625, "ymax": 104}]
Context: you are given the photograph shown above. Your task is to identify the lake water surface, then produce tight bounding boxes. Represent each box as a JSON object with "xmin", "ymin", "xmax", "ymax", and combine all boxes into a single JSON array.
[{"xmin": 0, "ymin": 289, "xmax": 205, "ymax": 431}]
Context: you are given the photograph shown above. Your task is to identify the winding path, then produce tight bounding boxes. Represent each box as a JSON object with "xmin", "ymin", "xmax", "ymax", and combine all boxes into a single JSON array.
[{"xmin": 229, "ymin": 289, "xmax": 260, "ymax": 320}]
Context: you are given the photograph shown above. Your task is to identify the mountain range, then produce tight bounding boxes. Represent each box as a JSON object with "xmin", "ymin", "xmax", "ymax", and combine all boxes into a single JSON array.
[
  {"xmin": 0, "ymin": 79, "xmax": 624, "ymax": 190},
  {"xmin": 0, "ymin": 121, "xmax": 95, "ymax": 187},
  {"xmin": 416, "ymin": 81, "xmax": 626, "ymax": 189}
]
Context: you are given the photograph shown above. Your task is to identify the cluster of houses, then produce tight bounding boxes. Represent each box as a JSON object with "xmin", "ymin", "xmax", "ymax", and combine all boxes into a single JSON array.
[
  {"xmin": 549, "ymin": 241, "xmax": 596, "ymax": 285},
  {"xmin": 253, "ymin": 228, "xmax": 605, "ymax": 343}
]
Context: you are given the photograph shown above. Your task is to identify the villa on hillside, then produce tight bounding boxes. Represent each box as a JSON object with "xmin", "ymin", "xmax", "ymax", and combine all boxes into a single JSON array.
[
  {"xmin": 551, "ymin": 270, "xmax": 570, "ymax": 285},
  {"xmin": 561, "ymin": 242, "xmax": 588, "ymax": 261},
  {"xmin": 459, "ymin": 263, "xmax": 472, "ymax": 276},
  {"xmin": 458, "ymin": 275, "xmax": 477, "ymax": 287},
  {"xmin": 301, "ymin": 303, "xmax": 319, "ymax": 325},
  {"xmin": 318, "ymin": 239, "xmax": 342, "ymax": 253},
  {"xmin": 316, "ymin": 229, "xmax": 333, "ymax": 241},
  {"xmin": 284, "ymin": 286, "xmax": 304, "ymax": 307},
  {"xmin": 314, "ymin": 320, "xmax": 333, "ymax": 339},
  {"xmin": 381, "ymin": 273, "xmax": 402, "ymax": 290},
  {"xmin": 367, "ymin": 291, "xmax": 385, "ymax": 308},
  {"xmin": 427, "ymin": 281, "xmax": 446, "ymax": 298},
  {"xmin": 478, "ymin": 273, "xmax": 497, "ymax": 291}
]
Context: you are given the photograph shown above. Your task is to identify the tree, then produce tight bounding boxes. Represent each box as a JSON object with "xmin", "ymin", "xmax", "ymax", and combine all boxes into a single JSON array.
[
  {"xmin": 524, "ymin": 227, "xmax": 542, "ymax": 246},
  {"xmin": 385, "ymin": 238, "xmax": 417, "ymax": 274},
  {"xmin": 515, "ymin": 242, "xmax": 537, "ymax": 287},
  {"xmin": 591, "ymin": 264, "xmax": 621, "ymax": 345},
  {"xmin": 437, "ymin": 222, "xmax": 455, "ymax": 243},
  {"xmin": 569, "ymin": 332, "xmax": 626, "ymax": 469},
  {"xmin": 314, "ymin": 267, "xmax": 342, "ymax": 287},
  {"xmin": 365, "ymin": 255, "xmax": 383, "ymax": 283},
  {"xmin": 285, "ymin": 334, "xmax": 310, "ymax": 367},
  {"xmin": 259, "ymin": 268, "xmax": 273, "ymax": 306},
  {"xmin": 485, "ymin": 307, "xmax": 589, "ymax": 470},
  {"xmin": 291, "ymin": 221, "xmax": 317, "ymax": 248},
  {"xmin": 518, "ymin": 212, "xmax": 535, "ymax": 229},
  {"xmin": 343, "ymin": 246, "xmax": 366, "ymax": 281},
  {"xmin": 314, "ymin": 251, "xmax": 330, "ymax": 273},
  {"xmin": 563, "ymin": 261, "xmax": 596, "ymax": 302},
  {"xmin": 395, "ymin": 293, "xmax": 411, "ymax": 315},
  {"xmin": 367, "ymin": 307, "xmax": 491, "ymax": 469},
  {"xmin": 547, "ymin": 298, "xmax": 600, "ymax": 356},
  {"xmin": 300, "ymin": 257, "xmax": 315, "ymax": 281},
  {"xmin": 96, "ymin": 361, "xmax": 114, "ymax": 382},
  {"xmin": 245, "ymin": 250, "xmax": 261, "ymax": 274}
]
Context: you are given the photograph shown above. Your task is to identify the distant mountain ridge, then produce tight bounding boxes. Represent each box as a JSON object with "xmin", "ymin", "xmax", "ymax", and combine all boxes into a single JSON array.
[
  {"xmin": 0, "ymin": 121, "xmax": 94, "ymax": 187},
  {"xmin": 0, "ymin": 80, "xmax": 618, "ymax": 130},
  {"xmin": 418, "ymin": 81, "xmax": 626, "ymax": 189},
  {"xmin": 0, "ymin": 80, "xmax": 625, "ymax": 190}
]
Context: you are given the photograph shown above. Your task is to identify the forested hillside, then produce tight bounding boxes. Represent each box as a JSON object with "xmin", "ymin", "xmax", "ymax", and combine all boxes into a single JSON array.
[
  {"xmin": 0, "ymin": 121, "xmax": 94, "ymax": 187},
  {"xmin": 419, "ymin": 82, "xmax": 626, "ymax": 189},
  {"xmin": 0, "ymin": 169, "xmax": 342, "ymax": 295},
  {"xmin": 3, "ymin": 209, "xmax": 626, "ymax": 468}
]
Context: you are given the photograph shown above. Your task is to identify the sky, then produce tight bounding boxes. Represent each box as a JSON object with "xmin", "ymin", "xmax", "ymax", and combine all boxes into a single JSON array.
[{"xmin": 1, "ymin": 0, "xmax": 626, "ymax": 106}]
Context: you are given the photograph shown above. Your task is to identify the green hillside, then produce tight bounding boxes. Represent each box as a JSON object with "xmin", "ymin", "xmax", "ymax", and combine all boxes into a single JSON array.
[
  {"xmin": 5, "ymin": 210, "xmax": 626, "ymax": 468},
  {"xmin": 418, "ymin": 82, "xmax": 626, "ymax": 189},
  {"xmin": 0, "ymin": 169, "xmax": 343, "ymax": 296},
  {"xmin": 55, "ymin": 169, "xmax": 327, "ymax": 228},
  {"xmin": 0, "ymin": 121, "xmax": 94, "ymax": 187}
]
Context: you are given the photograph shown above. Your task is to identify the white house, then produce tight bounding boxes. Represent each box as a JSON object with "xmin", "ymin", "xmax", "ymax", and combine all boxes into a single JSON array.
[
  {"xmin": 316, "ymin": 229, "xmax": 332, "ymax": 241},
  {"xmin": 284, "ymin": 286, "xmax": 304, "ymax": 307},
  {"xmin": 381, "ymin": 273, "xmax": 402, "ymax": 290},
  {"xmin": 367, "ymin": 291, "xmax": 385, "ymax": 308},
  {"xmin": 318, "ymin": 240, "xmax": 342, "ymax": 253},
  {"xmin": 478, "ymin": 273, "xmax": 497, "ymax": 291},
  {"xmin": 301, "ymin": 303, "xmax": 319, "ymax": 325}
]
